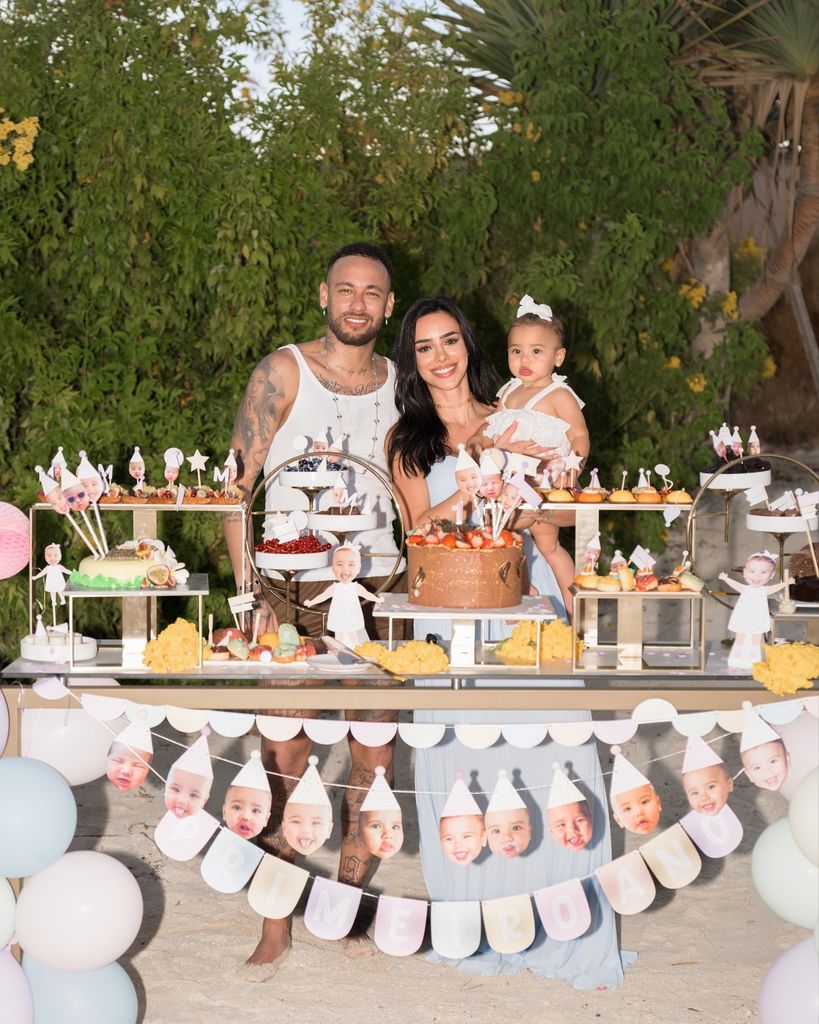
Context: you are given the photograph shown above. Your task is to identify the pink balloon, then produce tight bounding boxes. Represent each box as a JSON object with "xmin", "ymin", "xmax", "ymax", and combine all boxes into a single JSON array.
[
  {"xmin": 0, "ymin": 946, "xmax": 34, "ymax": 1024},
  {"xmin": 758, "ymin": 938, "xmax": 819, "ymax": 1024},
  {"xmin": 0, "ymin": 502, "xmax": 30, "ymax": 580}
]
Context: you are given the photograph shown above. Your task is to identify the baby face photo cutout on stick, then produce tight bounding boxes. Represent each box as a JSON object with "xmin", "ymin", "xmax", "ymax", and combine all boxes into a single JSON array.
[
  {"xmin": 484, "ymin": 769, "xmax": 532, "ymax": 859},
  {"xmin": 439, "ymin": 771, "xmax": 486, "ymax": 866},
  {"xmin": 283, "ymin": 755, "xmax": 333, "ymax": 856},
  {"xmin": 165, "ymin": 731, "xmax": 213, "ymax": 819},
  {"xmin": 358, "ymin": 766, "xmax": 404, "ymax": 860},
  {"xmin": 478, "ymin": 450, "xmax": 504, "ymax": 500},
  {"xmin": 454, "ymin": 444, "xmax": 482, "ymax": 498},
  {"xmin": 163, "ymin": 447, "xmax": 184, "ymax": 484},
  {"xmin": 609, "ymin": 745, "xmax": 662, "ymax": 835},
  {"xmin": 106, "ymin": 720, "xmax": 153, "ymax": 792},
  {"xmin": 740, "ymin": 709, "xmax": 790, "ymax": 791},
  {"xmin": 222, "ymin": 750, "xmax": 272, "ymax": 840},
  {"xmin": 546, "ymin": 763, "xmax": 593, "ymax": 852},
  {"xmin": 681, "ymin": 737, "xmax": 734, "ymax": 816}
]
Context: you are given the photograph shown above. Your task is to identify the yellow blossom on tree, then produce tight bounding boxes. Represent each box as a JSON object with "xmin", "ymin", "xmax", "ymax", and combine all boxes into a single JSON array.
[
  {"xmin": 762, "ymin": 355, "xmax": 777, "ymax": 380},
  {"xmin": 686, "ymin": 373, "xmax": 707, "ymax": 393},
  {"xmin": 661, "ymin": 256, "xmax": 675, "ymax": 277},
  {"xmin": 0, "ymin": 109, "xmax": 39, "ymax": 171},
  {"xmin": 530, "ymin": 169, "xmax": 541, "ymax": 183},
  {"xmin": 720, "ymin": 290, "xmax": 739, "ymax": 320},
  {"xmin": 678, "ymin": 278, "xmax": 707, "ymax": 310},
  {"xmin": 665, "ymin": 355, "xmax": 681, "ymax": 369}
]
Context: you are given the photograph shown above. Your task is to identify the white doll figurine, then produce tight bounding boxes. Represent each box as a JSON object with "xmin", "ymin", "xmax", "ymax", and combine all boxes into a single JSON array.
[
  {"xmin": 303, "ymin": 544, "xmax": 384, "ymax": 648},
  {"xmin": 720, "ymin": 550, "xmax": 787, "ymax": 669},
  {"xmin": 32, "ymin": 544, "xmax": 72, "ymax": 626}
]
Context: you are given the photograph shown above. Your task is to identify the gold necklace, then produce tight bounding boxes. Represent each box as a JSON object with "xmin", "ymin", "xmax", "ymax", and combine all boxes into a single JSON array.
[{"xmin": 434, "ymin": 397, "xmax": 472, "ymax": 410}]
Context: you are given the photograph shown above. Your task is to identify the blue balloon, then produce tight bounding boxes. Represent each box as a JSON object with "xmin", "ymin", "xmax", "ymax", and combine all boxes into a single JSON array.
[
  {"xmin": 0, "ymin": 758, "xmax": 77, "ymax": 877},
  {"xmin": 23, "ymin": 955, "xmax": 137, "ymax": 1024}
]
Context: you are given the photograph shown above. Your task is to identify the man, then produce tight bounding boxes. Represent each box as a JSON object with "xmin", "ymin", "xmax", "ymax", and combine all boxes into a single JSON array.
[{"xmin": 225, "ymin": 242, "xmax": 402, "ymax": 978}]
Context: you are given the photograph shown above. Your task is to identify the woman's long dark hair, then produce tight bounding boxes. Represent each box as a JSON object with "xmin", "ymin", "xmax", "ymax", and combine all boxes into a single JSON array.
[{"xmin": 388, "ymin": 296, "xmax": 501, "ymax": 478}]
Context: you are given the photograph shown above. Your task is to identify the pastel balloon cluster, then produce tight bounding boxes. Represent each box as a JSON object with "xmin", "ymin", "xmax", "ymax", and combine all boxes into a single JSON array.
[
  {"xmin": 0, "ymin": 758, "xmax": 143, "ymax": 1024},
  {"xmin": 753, "ymin": 765, "xmax": 819, "ymax": 1024}
]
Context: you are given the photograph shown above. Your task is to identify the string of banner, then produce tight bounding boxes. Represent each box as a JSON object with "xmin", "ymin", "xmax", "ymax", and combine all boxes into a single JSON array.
[{"xmin": 17, "ymin": 679, "xmax": 817, "ymax": 958}]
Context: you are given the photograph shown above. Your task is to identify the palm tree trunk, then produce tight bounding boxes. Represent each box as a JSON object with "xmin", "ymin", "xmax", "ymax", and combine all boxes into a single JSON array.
[{"xmin": 739, "ymin": 79, "xmax": 819, "ymax": 320}]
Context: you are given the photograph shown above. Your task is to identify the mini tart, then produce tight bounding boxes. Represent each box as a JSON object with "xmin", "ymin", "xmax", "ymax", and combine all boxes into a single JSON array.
[
  {"xmin": 578, "ymin": 489, "xmax": 605, "ymax": 503},
  {"xmin": 634, "ymin": 488, "xmax": 662, "ymax": 504},
  {"xmin": 635, "ymin": 569, "xmax": 658, "ymax": 591},
  {"xmin": 678, "ymin": 570, "xmax": 704, "ymax": 592},
  {"xmin": 658, "ymin": 576, "xmax": 682, "ymax": 592},
  {"xmin": 597, "ymin": 575, "xmax": 622, "ymax": 592},
  {"xmin": 608, "ymin": 489, "xmax": 636, "ymax": 503},
  {"xmin": 547, "ymin": 488, "xmax": 573, "ymax": 503},
  {"xmin": 617, "ymin": 567, "xmax": 636, "ymax": 592},
  {"xmin": 665, "ymin": 489, "xmax": 693, "ymax": 504},
  {"xmin": 574, "ymin": 571, "xmax": 599, "ymax": 590}
]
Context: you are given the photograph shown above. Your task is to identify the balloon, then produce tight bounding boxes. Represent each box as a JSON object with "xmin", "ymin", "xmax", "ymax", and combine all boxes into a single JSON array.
[
  {"xmin": 0, "ymin": 945, "xmax": 34, "ymax": 1024},
  {"xmin": 789, "ymin": 767, "xmax": 819, "ymax": 866},
  {"xmin": 758, "ymin": 938, "xmax": 819, "ymax": 1024},
  {"xmin": 0, "ymin": 877, "xmax": 16, "ymax": 948},
  {"xmin": 0, "ymin": 502, "xmax": 30, "ymax": 579},
  {"xmin": 0, "ymin": 758, "xmax": 77, "ymax": 877},
  {"xmin": 15, "ymin": 851, "xmax": 143, "ymax": 971},
  {"xmin": 751, "ymin": 818, "xmax": 819, "ymax": 929},
  {"xmin": 0, "ymin": 689, "xmax": 9, "ymax": 756},
  {"xmin": 23, "ymin": 955, "xmax": 137, "ymax": 1024},
  {"xmin": 21, "ymin": 708, "xmax": 119, "ymax": 787},
  {"xmin": 778, "ymin": 713, "xmax": 819, "ymax": 801}
]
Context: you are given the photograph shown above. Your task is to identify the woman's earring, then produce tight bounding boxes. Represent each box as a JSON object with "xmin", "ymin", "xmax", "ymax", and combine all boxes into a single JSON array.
[
  {"xmin": 385, "ymin": 316, "xmax": 390, "ymax": 326},
  {"xmin": 321, "ymin": 307, "xmax": 326, "ymax": 316}
]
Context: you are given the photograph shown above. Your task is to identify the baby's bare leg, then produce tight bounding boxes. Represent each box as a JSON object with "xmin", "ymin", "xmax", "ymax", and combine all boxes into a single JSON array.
[{"xmin": 530, "ymin": 521, "xmax": 575, "ymax": 617}]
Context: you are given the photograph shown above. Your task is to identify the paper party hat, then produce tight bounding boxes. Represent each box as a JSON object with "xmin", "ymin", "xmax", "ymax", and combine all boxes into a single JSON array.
[
  {"xmin": 547, "ymin": 763, "xmax": 586, "ymax": 810},
  {"xmin": 681, "ymin": 736, "xmax": 723, "ymax": 774},
  {"xmin": 230, "ymin": 750, "xmax": 269, "ymax": 792},
  {"xmin": 172, "ymin": 730, "xmax": 213, "ymax": 779},
  {"xmin": 35, "ymin": 465, "xmax": 60, "ymax": 496},
  {"xmin": 609, "ymin": 745, "xmax": 651, "ymax": 804},
  {"xmin": 116, "ymin": 719, "xmax": 154, "ymax": 756},
  {"xmin": 739, "ymin": 707, "xmax": 780, "ymax": 753},
  {"xmin": 480, "ymin": 450, "xmax": 503, "ymax": 476},
  {"xmin": 441, "ymin": 770, "xmax": 482, "ymax": 819},
  {"xmin": 486, "ymin": 769, "xmax": 526, "ymax": 814},
  {"xmin": 58, "ymin": 466, "xmax": 82, "ymax": 491},
  {"xmin": 455, "ymin": 444, "xmax": 480, "ymax": 473},
  {"xmin": 288, "ymin": 755, "xmax": 331, "ymax": 807},
  {"xmin": 361, "ymin": 766, "xmax": 400, "ymax": 813}
]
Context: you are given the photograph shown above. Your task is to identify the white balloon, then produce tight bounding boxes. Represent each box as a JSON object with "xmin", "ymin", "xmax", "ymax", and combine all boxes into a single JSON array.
[
  {"xmin": 21, "ymin": 709, "xmax": 121, "ymax": 786},
  {"xmin": 789, "ymin": 767, "xmax": 819, "ymax": 866},
  {"xmin": 15, "ymin": 851, "xmax": 143, "ymax": 971},
  {"xmin": 751, "ymin": 818, "xmax": 819, "ymax": 929}
]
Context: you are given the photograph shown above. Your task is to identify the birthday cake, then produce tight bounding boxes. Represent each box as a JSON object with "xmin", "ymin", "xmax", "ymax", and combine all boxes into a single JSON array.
[
  {"xmin": 406, "ymin": 524, "xmax": 523, "ymax": 609},
  {"xmin": 71, "ymin": 540, "xmax": 182, "ymax": 589},
  {"xmin": 789, "ymin": 543, "xmax": 819, "ymax": 603}
]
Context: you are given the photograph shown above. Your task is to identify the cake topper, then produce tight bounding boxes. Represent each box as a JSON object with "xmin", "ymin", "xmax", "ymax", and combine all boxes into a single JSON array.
[
  {"xmin": 50, "ymin": 446, "xmax": 67, "ymax": 480},
  {"xmin": 163, "ymin": 447, "xmax": 184, "ymax": 485},
  {"xmin": 76, "ymin": 451, "xmax": 109, "ymax": 553},
  {"xmin": 719, "ymin": 551, "xmax": 787, "ymax": 668},
  {"xmin": 654, "ymin": 463, "xmax": 672, "ymax": 491},
  {"xmin": 32, "ymin": 543, "xmax": 72, "ymax": 627},
  {"xmin": 128, "ymin": 446, "xmax": 145, "ymax": 491},
  {"xmin": 454, "ymin": 444, "xmax": 482, "ymax": 500},
  {"xmin": 744, "ymin": 483, "xmax": 769, "ymax": 509},
  {"xmin": 303, "ymin": 543, "xmax": 384, "ymax": 648},
  {"xmin": 54, "ymin": 466, "xmax": 105, "ymax": 557},
  {"xmin": 35, "ymin": 465, "xmax": 99, "ymax": 556},
  {"xmin": 186, "ymin": 449, "xmax": 209, "ymax": 488},
  {"xmin": 748, "ymin": 425, "xmax": 760, "ymax": 456},
  {"xmin": 730, "ymin": 426, "xmax": 743, "ymax": 459}
]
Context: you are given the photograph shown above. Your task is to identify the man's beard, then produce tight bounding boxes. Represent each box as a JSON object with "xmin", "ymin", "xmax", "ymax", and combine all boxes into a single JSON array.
[{"xmin": 327, "ymin": 309, "xmax": 385, "ymax": 348}]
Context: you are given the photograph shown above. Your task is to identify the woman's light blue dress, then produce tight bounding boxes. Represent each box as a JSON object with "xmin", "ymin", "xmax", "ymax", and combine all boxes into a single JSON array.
[{"xmin": 413, "ymin": 457, "xmax": 633, "ymax": 988}]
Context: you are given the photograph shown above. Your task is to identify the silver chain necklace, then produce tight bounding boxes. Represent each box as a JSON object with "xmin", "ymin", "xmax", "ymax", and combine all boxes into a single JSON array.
[{"xmin": 320, "ymin": 343, "xmax": 382, "ymax": 461}]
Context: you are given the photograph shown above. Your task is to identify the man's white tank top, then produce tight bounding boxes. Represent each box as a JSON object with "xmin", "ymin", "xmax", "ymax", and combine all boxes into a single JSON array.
[{"xmin": 262, "ymin": 345, "xmax": 400, "ymax": 567}]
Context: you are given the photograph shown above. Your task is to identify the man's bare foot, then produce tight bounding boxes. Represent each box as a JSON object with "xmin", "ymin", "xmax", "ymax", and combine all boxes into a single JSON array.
[
  {"xmin": 338, "ymin": 926, "xmax": 379, "ymax": 960},
  {"xmin": 246, "ymin": 917, "xmax": 292, "ymax": 967}
]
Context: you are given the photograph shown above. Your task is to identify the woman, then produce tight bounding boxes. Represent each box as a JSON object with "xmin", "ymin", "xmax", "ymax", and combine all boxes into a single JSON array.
[{"xmin": 388, "ymin": 296, "xmax": 631, "ymax": 989}]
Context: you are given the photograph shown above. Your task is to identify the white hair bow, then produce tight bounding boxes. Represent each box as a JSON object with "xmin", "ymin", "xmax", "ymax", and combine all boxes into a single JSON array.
[{"xmin": 516, "ymin": 294, "xmax": 553, "ymax": 321}]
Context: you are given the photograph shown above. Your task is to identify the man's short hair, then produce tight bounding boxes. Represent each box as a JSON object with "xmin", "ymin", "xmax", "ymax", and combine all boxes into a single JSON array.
[{"xmin": 326, "ymin": 242, "xmax": 393, "ymax": 287}]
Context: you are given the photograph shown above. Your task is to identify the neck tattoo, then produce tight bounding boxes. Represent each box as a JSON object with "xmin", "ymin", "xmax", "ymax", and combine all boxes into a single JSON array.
[{"xmin": 320, "ymin": 342, "xmax": 381, "ymax": 461}]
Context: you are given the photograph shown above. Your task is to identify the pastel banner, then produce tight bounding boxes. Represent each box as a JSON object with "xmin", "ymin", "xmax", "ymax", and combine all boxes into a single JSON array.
[
  {"xmin": 247, "ymin": 855, "xmax": 309, "ymax": 920},
  {"xmin": 592, "ymin": 719, "xmax": 638, "ymax": 745},
  {"xmin": 349, "ymin": 721, "xmax": 398, "ymax": 747},
  {"xmin": 397, "ymin": 723, "xmax": 446, "ymax": 748},
  {"xmin": 596, "ymin": 850, "xmax": 656, "ymax": 915},
  {"xmin": 430, "ymin": 901, "xmax": 482, "ymax": 960},
  {"xmin": 208, "ymin": 711, "xmax": 254, "ymax": 737},
  {"xmin": 482, "ymin": 893, "xmax": 535, "ymax": 954},
  {"xmin": 303, "ymin": 719, "xmax": 350, "ymax": 745},
  {"xmin": 804, "ymin": 695, "xmax": 819, "ymax": 717},
  {"xmin": 680, "ymin": 805, "xmax": 743, "ymax": 858},
  {"xmin": 500, "ymin": 724, "xmax": 548, "ymax": 748},
  {"xmin": 759, "ymin": 700, "xmax": 804, "ymax": 726},
  {"xmin": 80, "ymin": 694, "xmax": 126, "ymax": 722},
  {"xmin": 639, "ymin": 823, "xmax": 702, "ymax": 889},
  {"xmin": 125, "ymin": 701, "xmax": 166, "ymax": 728},
  {"xmin": 673, "ymin": 711, "xmax": 718, "ymax": 737},
  {"xmin": 716, "ymin": 708, "xmax": 746, "ymax": 734},
  {"xmin": 548, "ymin": 722, "xmax": 594, "ymax": 747},
  {"xmin": 165, "ymin": 708, "xmax": 210, "ymax": 733},
  {"xmin": 255, "ymin": 716, "xmax": 304, "ymax": 742},
  {"xmin": 200, "ymin": 829, "xmax": 264, "ymax": 894},
  {"xmin": 154, "ymin": 809, "xmax": 219, "ymax": 860},
  {"xmin": 304, "ymin": 878, "xmax": 361, "ymax": 940},
  {"xmin": 534, "ymin": 877, "xmax": 591, "ymax": 941},
  {"xmin": 32, "ymin": 676, "xmax": 69, "ymax": 700},
  {"xmin": 632, "ymin": 698, "xmax": 677, "ymax": 724},
  {"xmin": 373, "ymin": 896, "xmax": 427, "ymax": 956},
  {"xmin": 454, "ymin": 724, "xmax": 501, "ymax": 749},
  {"xmin": 0, "ymin": 946, "xmax": 33, "ymax": 1024}
]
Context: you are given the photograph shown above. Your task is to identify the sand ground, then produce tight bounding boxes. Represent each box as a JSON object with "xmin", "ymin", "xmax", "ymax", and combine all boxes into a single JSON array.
[{"xmin": 69, "ymin": 446, "xmax": 817, "ymax": 1023}]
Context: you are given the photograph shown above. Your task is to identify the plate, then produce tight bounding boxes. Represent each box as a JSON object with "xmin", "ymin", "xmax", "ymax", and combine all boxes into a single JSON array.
[{"xmin": 307, "ymin": 654, "xmax": 370, "ymax": 674}]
